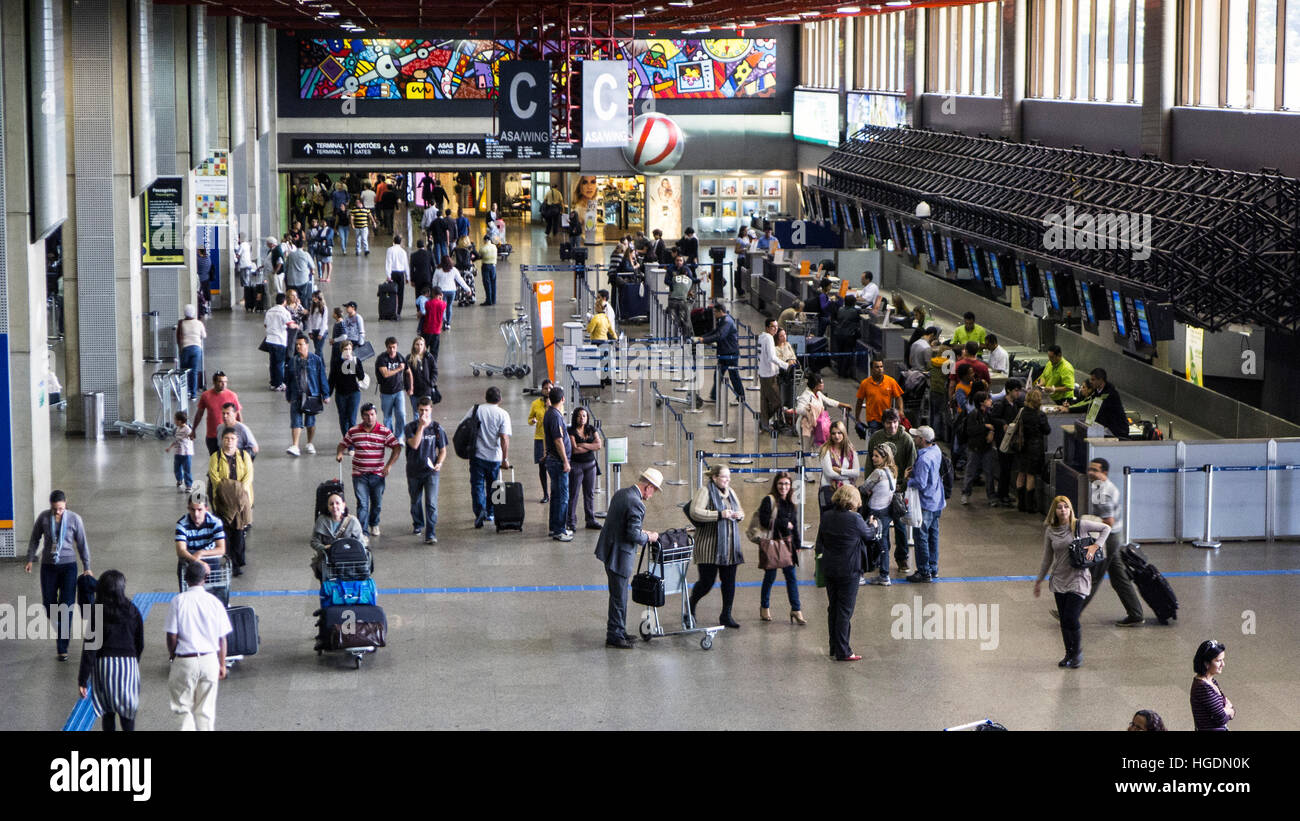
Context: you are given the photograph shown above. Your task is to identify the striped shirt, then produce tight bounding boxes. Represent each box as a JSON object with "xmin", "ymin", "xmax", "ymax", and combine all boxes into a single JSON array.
[
  {"xmin": 1191, "ymin": 678, "xmax": 1232, "ymax": 731},
  {"xmin": 342, "ymin": 423, "xmax": 400, "ymax": 476},
  {"xmin": 175, "ymin": 512, "xmax": 226, "ymax": 557},
  {"xmin": 351, "ymin": 209, "xmax": 372, "ymax": 229}
]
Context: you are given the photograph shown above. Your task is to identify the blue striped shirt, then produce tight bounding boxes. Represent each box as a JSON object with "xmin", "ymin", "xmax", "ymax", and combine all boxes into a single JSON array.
[{"xmin": 174, "ymin": 512, "xmax": 226, "ymax": 557}]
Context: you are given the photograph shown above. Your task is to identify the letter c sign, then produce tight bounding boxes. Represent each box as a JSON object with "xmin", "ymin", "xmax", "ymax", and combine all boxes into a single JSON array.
[
  {"xmin": 594, "ymin": 74, "xmax": 618, "ymax": 121},
  {"xmin": 510, "ymin": 72, "xmax": 537, "ymax": 120}
]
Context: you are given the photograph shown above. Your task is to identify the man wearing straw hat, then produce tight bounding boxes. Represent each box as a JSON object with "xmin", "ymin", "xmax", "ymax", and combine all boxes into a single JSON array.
[{"xmin": 594, "ymin": 468, "xmax": 662, "ymax": 649}]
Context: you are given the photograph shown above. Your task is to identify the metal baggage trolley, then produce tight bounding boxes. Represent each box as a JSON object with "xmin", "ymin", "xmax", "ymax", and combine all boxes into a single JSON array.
[
  {"xmin": 636, "ymin": 536, "xmax": 724, "ymax": 651},
  {"xmin": 179, "ymin": 556, "xmax": 232, "ymax": 607},
  {"xmin": 315, "ymin": 544, "xmax": 380, "ymax": 669}
]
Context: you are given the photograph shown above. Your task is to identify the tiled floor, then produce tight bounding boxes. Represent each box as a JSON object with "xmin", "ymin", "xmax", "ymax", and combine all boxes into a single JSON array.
[{"xmin": 3, "ymin": 217, "xmax": 1296, "ymax": 731}]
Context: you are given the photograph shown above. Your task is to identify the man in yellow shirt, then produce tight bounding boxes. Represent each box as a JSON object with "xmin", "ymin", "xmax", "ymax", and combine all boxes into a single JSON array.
[
  {"xmin": 528, "ymin": 379, "xmax": 555, "ymax": 503},
  {"xmin": 950, "ymin": 311, "xmax": 987, "ymax": 347},
  {"xmin": 1036, "ymin": 345, "xmax": 1076, "ymax": 402}
]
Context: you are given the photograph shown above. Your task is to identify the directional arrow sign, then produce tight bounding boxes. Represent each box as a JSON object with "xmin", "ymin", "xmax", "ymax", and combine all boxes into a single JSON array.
[
  {"xmin": 426, "ymin": 143, "xmax": 435, "ymax": 155},
  {"xmin": 304, "ymin": 144, "xmax": 314, "ymax": 154}
]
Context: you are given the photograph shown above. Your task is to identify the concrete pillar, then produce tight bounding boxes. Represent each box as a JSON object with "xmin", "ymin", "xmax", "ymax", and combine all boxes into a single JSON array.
[
  {"xmin": 258, "ymin": 23, "xmax": 280, "ymax": 241},
  {"xmin": 68, "ymin": 0, "xmax": 145, "ymax": 426},
  {"xmin": 0, "ymin": 1, "xmax": 56, "ymax": 549},
  {"xmin": 168, "ymin": 4, "xmax": 194, "ymax": 318},
  {"xmin": 1140, "ymin": 0, "xmax": 1177, "ymax": 159},
  {"xmin": 1000, "ymin": 0, "xmax": 1027, "ymax": 141},
  {"xmin": 904, "ymin": 10, "xmax": 923, "ymax": 128}
]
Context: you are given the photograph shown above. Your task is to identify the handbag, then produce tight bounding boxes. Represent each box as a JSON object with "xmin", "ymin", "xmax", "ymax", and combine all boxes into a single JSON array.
[
  {"xmin": 756, "ymin": 503, "xmax": 793, "ymax": 570},
  {"xmin": 299, "ymin": 395, "xmax": 325, "ymax": 415},
  {"xmin": 1067, "ymin": 520, "xmax": 1106, "ymax": 569},
  {"xmin": 746, "ymin": 496, "xmax": 773, "ymax": 544},
  {"xmin": 630, "ymin": 545, "xmax": 665, "ymax": 607},
  {"xmin": 353, "ymin": 341, "xmax": 376, "ymax": 361},
  {"xmin": 886, "ymin": 472, "xmax": 908, "ymax": 519},
  {"xmin": 258, "ymin": 338, "xmax": 272, "ymax": 353},
  {"xmin": 1000, "ymin": 408, "xmax": 1024, "ymax": 454}
]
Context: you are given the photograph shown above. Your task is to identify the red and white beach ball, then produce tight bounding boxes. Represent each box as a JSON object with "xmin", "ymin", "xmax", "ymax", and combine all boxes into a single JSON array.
[{"xmin": 623, "ymin": 112, "xmax": 686, "ymax": 174}]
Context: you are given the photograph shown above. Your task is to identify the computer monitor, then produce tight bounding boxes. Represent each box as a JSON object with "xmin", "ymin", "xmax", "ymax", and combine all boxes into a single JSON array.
[
  {"xmin": 1134, "ymin": 297, "xmax": 1154, "ymax": 346},
  {"xmin": 987, "ymin": 251, "xmax": 1007, "ymax": 290},
  {"xmin": 1043, "ymin": 269, "xmax": 1062, "ymax": 312},
  {"xmin": 902, "ymin": 223, "xmax": 922, "ymax": 263},
  {"xmin": 943, "ymin": 236, "xmax": 967, "ymax": 274},
  {"xmin": 923, "ymin": 229, "xmax": 940, "ymax": 266},
  {"xmin": 1017, "ymin": 259, "xmax": 1039, "ymax": 303},
  {"xmin": 1076, "ymin": 279, "xmax": 1098, "ymax": 331},
  {"xmin": 967, "ymin": 244, "xmax": 985, "ymax": 282},
  {"xmin": 1109, "ymin": 289, "xmax": 1128, "ymax": 340},
  {"xmin": 869, "ymin": 212, "xmax": 885, "ymax": 246}
]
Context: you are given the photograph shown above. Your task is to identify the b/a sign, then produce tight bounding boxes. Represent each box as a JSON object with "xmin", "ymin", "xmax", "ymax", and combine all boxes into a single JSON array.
[{"xmin": 497, "ymin": 62, "xmax": 551, "ymax": 146}]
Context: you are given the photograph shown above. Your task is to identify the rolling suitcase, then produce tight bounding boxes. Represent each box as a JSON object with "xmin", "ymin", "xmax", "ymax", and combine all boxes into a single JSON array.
[
  {"xmin": 494, "ymin": 467, "xmax": 525, "ymax": 532},
  {"xmin": 1121, "ymin": 543, "xmax": 1179, "ymax": 624},
  {"xmin": 225, "ymin": 605, "xmax": 259, "ymax": 658},
  {"xmin": 690, "ymin": 307, "xmax": 714, "ymax": 336},
  {"xmin": 317, "ymin": 604, "xmax": 387, "ymax": 650},
  {"xmin": 559, "ymin": 242, "xmax": 572, "ymax": 261},
  {"xmin": 315, "ymin": 463, "xmax": 346, "ymax": 520},
  {"xmin": 377, "ymin": 280, "xmax": 400, "ymax": 320}
]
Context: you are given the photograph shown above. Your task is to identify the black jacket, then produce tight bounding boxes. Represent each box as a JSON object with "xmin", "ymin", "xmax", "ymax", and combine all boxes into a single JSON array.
[
  {"xmin": 832, "ymin": 305, "xmax": 862, "ymax": 339},
  {"xmin": 1069, "ymin": 382, "xmax": 1128, "ymax": 438},
  {"xmin": 409, "ymin": 249, "xmax": 434, "ymax": 290},
  {"xmin": 677, "ymin": 236, "xmax": 699, "ymax": 263},
  {"xmin": 963, "ymin": 407, "xmax": 996, "ymax": 452},
  {"xmin": 815, "ymin": 509, "xmax": 879, "ymax": 578}
]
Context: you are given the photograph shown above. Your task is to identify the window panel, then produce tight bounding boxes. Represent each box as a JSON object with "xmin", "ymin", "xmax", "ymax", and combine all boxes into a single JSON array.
[
  {"xmin": 1257, "ymin": 0, "xmax": 1278, "ymax": 108},
  {"xmin": 1115, "ymin": 0, "xmax": 1131, "ymax": 101},
  {"xmin": 1227, "ymin": 0, "xmax": 1250, "ymax": 106},
  {"xmin": 1287, "ymin": 0, "xmax": 1300, "ymax": 109},
  {"xmin": 1096, "ymin": 0, "xmax": 1111, "ymax": 99}
]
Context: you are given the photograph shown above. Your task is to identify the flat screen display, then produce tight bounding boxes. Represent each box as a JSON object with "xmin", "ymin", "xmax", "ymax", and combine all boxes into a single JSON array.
[
  {"xmin": 793, "ymin": 89, "xmax": 841, "ymax": 146},
  {"xmin": 903, "ymin": 224, "xmax": 921, "ymax": 261},
  {"xmin": 1134, "ymin": 298, "xmax": 1153, "ymax": 345},
  {"xmin": 1079, "ymin": 281, "xmax": 1096, "ymax": 327},
  {"xmin": 968, "ymin": 246, "xmax": 984, "ymax": 281},
  {"xmin": 1110, "ymin": 290, "xmax": 1128, "ymax": 338},
  {"xmin": 1017, "ymin": 260, "xmax": 1037, "ymax": 302},
  {"xmin": 1044, "ymin": 270, "xmax": 1061, "ymax": 311},
  {"xmin": 988, "ymin": 252, "xmax": 1004, "ymax": 289},
  {"xmin": 870, "ymin": 212, "xmax": 885, "ymax": 246}
]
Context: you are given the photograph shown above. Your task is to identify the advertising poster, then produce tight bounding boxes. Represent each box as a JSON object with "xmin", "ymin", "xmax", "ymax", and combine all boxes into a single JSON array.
[
  {"xmin": 192, "ymin": 149, "xmax": 229, "ymax": 226},
  {"xmin": 1185, "ymin": 325, "xmax": 1205, "ymax": 387},
  {"xmin": 646, "ymin": 175, "xmax": 682, "ymax": 237},
  {"xmin": 142, "ymin": 176, "xmax": 184, "ymax": 267}
]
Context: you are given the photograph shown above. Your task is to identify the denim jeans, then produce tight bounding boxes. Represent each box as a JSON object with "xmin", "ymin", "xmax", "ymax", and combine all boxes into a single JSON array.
[
  {"xmin": 711, "ymin": 355, "xmax": 744, "ymax": 401},
  {"xmin": 433, "ymin": 243, "xmax": 448, "ymax": 267},
  {"xmin": 336, "ymin": 391, "xmax": 361, "ymax": 436},
  {"xmin": 469, "ymin": 457, "xmax": 500, "ymax": 520},
  {"xmin": 869, "ymin": 507, "xmax": 897, "ymax": 577},
  {"xmin": 545, "ymin": 459, "xmax": 570, "ymax": 535},
  {"xmin": 267, "ymin": 343, "xmax": 287, "ymax": 388},
  {"xmin": 40, "ymin": 562, "xmax": 78, "ymax": 655},
  {"xmin": 963, "ymin": 448, "xmax": 998, "ymax": 500},
  {"xmin": 913, "ymin": 507, "xmax": 942, "ymax": 578},
  {"xmin": 173, "ymin": 455, "xmax": 192, "ymax": 487},
  {"xmin": 443, "ymin": 291, "xmax": 455, "ymax": 326},
  {"xmin": 355, "ymin": 227, "xmax": 370, "ymax": 254},
  {"xmin": 760, "ymin": 565, "xmax": 802, "ymax": 610},
  {"xmin": 312, "ymin": 334, "xmax": 326, "ymax": 360},
  {"xmin": 352, "ymin": 472, "xmax": 386, "ymax": 532},
  {"xmin": 481, "ymin": 263, "xmax": 497, "ymax": 305},
  {"xmin": 291, "ymin": 279, "xmax": 313, "ymax": 306},
  {"xmin": 380, "ymin": 391, "xmax": 408, "ymax": 435},
  {"xmin": 180, "ymin": 345, "xmax": 203, "ymax": 399},
  {"xmin": 336, "ymin": 225, "xmax": 349, "ymax": 251},
  {"xmin": 408, "ymin": 472, "xmax": 440, "ymax": 538}
]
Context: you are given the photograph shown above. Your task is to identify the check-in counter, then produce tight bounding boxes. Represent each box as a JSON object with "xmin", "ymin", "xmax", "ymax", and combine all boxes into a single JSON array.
[{"xmin": 861, "ymin": 316, "xmax": 910, "ymax": 364}]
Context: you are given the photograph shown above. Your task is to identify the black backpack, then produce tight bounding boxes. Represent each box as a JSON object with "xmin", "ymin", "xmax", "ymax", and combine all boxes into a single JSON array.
[
  {"xmin": 939, "ymin": 451, "xmax": 954, "ymax": 499},
  {"xmin": 453, "ymin": 404, "xmax": 480, "ymax": 460}
]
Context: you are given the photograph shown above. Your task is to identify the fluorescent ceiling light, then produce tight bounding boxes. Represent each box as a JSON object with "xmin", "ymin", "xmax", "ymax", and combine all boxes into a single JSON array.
[
  {"xmin": 766, "ymin": 16, "xmax": 799, "ymax": 22},
  {"xmin": 320, "ymin": 11, "xmax": 339, "ymax": 17},
  {"xmin": 737, "ymin": 20, "xmax": 757, "ymax": 26},
  {"xmin": 799, "ymin": 11, "xmax": 821, "ymax": 16},
  {"xmin": 837, "ymin": 5, "xmax": 861, "ymax": 12},
  {"xmin": 885, "ymin": 1, "xmax": 911, "ymax": 6},
  {"xmin": 668, "ymin": 0, "xmax": 693, "ymax": 6}
]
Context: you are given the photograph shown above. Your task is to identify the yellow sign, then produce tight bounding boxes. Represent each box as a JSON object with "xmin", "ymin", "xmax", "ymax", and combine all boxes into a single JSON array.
[{"xmin": 1185, "ymin": 325, "xmax": 1204, "ymax": 387}]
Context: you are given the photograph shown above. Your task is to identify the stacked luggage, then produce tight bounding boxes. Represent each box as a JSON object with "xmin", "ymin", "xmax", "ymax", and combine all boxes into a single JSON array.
[
  {"xmin": 457, "ymin": 266, "xmax": 477, "ymax": 307},
  {"xmin": 313, "ymin": 536, "xmax": 387, "ymax": 669}
]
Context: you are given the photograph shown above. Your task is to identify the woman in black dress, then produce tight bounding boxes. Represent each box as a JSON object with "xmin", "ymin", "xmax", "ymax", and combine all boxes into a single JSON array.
[
  {"xmin": 566, "ymin": 406, "xmax": 603, "ymax": 532},
  {"xmin": 77, "ymin": 570, "xmax": 144, "ymax": 731},
  {"xmin": 1014, "ymin": 388, "xmax": 1053, "ymax": 513}
]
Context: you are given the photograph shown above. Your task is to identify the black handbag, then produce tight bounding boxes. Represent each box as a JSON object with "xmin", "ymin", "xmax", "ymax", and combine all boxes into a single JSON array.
[
  {"xmin": 1067, "ymin": 520, "xmax": 1106, "ymax": 568},
  {"xmin": 299, "ymin": 395, "xmax": 325, "ymax": 415},
  {"xmin": 630, "ymin": 545, "xmax": 665, "ymax": 607}
]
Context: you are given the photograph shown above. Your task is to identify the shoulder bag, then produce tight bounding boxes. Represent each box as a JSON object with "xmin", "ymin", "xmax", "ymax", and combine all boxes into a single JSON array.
[
  {"xmin": 886, "ymin": 471, "xmax": 908, "ymax": 519},
  {"xmin": 755, "ymin": 498, "xmax": 794, "ymax": 570},
  {"xmin": 1067, "ymin": 520, "xmax": 1106, "ymax": 569},
  {"xmin": 630, "ymin": 544, "xmax": 665, "ymax": 607},
  {"xmin": 999, "ymin": 407, "xmax": 1024, "ymax": 454}
]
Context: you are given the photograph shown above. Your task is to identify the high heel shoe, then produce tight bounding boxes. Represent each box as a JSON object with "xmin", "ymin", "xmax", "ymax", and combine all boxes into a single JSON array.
[
  {"xmin": 789, "ymin": 610, "xmax": 807, "ymax": 625},
  {"xmin": 760, "ymin": 607, "xmax": 772, "ymax": 621}
]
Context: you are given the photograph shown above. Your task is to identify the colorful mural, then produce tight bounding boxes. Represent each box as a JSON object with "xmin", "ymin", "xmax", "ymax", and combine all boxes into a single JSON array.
[{"xmin": 298, "ymin": 37, "xmax": 778, "ymax": 101}]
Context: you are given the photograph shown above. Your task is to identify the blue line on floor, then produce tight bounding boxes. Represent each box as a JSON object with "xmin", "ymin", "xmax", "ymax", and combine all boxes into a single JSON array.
[{"xmin": 64, "ymin": 566, "xmax": 1300, "ymax": 730}]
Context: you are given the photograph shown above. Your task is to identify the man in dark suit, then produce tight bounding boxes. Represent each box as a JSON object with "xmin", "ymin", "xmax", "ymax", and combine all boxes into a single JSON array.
[{"xmin": 594, "ymin": 468, "xmax": 662, "ymax": 648}]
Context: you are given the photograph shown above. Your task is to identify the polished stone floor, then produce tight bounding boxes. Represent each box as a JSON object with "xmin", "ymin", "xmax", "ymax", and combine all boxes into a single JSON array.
[{"xmin": 3, "ymin": 217, "xmax": 1296, "ymax": 731}]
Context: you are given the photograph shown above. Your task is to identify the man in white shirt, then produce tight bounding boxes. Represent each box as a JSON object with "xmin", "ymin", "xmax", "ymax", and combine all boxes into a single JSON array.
[
  {"xmin": 262, "ymin": 293, "xmax": 297, "ymax": 390},
  {"xmin": 856, "ymin": 271, "xmax": 880, "ymax": 313},
  {"xmin": 757, "ymin": 318, "xmax": 790, "ymax": 431},
  {"xmin": 462, "ymin": 386, "xmax": 513, "ymax": 528},
  {"xmin": 984, "ymin": 334, "xmax": 1010, "ymax": 374},
  {"xmin": 385, "ymin": 235, "xmax": 410, "ymax": 319},
  {"xmin": 165, "ymin": 561, "xmax": 232, "ymax": 731},
  {"xmin": 431, "ymin": 262, "xmax": 471, "ymax": 330},
  {"xmin": 1082, "ymin": 457, "xmax": 1145, "ymax": 626},
  {"xmin": 360, "ymin": 184, "xmax": 376, "ymax": 212}
]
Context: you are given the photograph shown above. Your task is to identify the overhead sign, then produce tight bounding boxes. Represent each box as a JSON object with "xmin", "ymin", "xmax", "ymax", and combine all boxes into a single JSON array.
[
  {"xmin": 141, "ymin": 176, "xmax": 184, "ymax": 267},
  {"xmin": 497, "ymin": 61, "xmax": 551, "ymax": 146},
  {"xmin": 290, "ymin": 138, "xmax": 578, "ymax": 162},
  {"xmin": 582, "ymin": 61, "xmax": 628, "ymax": 147},
  {"xmin": 793, "ymin": 89, "xmax": 840, "ymax": 147}
]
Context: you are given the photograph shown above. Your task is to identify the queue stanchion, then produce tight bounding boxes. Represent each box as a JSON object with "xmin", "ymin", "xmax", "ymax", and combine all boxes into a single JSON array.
[
  {"xmin": 630, "ymin": 373, "xmax": 651, "ymax": 428},
  {"xmin": 656, "ymin": 401, "xmax": 677, "ymax": 468},
  {"xmin": 713, "ymin": 378, "xmax": 735, "ymax": 444},
  {"xmin": 683, "ymin": 342, "xmax": 704, "ymax": 414},
  {"xmin": 643, "ymin": 382, "xmax": 663, "ymax": 447},
  {"xmin": 1192, "ymin": 464, "xmax": 1222, "ymax": 550},
  {"xmin": 1122, "ymin": 467, "xmax": 1133, "ymax": 547},
  {"xmin": 667, "ymin": 431, "xmax": 689, "ymax": 486},
  {"xmin": 695, "ymin": 448, "xmax": 704, "ymax": 492},
  {"xmin": 707, "ymin": 356, "xmax": 724, "ymax": 427},
  {"xmin": 797, "ymin": 455, "xmax": 812, "ymax": 549},
  {"xmin": 730, "ymin": 405, "xmax": 754, "ymax": 466},
  {"xmin": 616, "ymin": 336, "xmax": 634, "ymax": 393}
]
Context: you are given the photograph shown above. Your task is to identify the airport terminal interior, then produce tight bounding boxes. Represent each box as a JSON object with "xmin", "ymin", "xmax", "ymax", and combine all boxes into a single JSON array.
[{"xmin": 1, "ymin": 0, "xmax": 1299, "ymax": 732}]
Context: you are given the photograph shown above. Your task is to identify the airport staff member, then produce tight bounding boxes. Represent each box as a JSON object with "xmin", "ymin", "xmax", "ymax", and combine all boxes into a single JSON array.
[
  {"xmin": 1061, "ymin": 368, "xmax": 1129, "ymax": 438},
  {"xmin": 594, "ymin": 468, "xmax": 662, "ymax": 649},
  {"xmin": 1036, "ymin": 345, "xmax": 1076, "ymax": 402},
  {"xmin": 951, "ymin": 311, "xmax": 987, "ymax": 347}
]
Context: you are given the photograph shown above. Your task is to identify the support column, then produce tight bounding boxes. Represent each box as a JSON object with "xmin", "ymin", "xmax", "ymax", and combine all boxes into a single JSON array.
[
  {"xmin": 145, "ymin": 0, "xmax": 182, "ymax": 336},
  {"xmin": 1001, "ymin": 0, "xmax": 1027, "ymax": 141},
  {"xmin": 1140, "ymin": 0, "xmax": 1177, "ymax": 159},
  {"xmin": 1, "ymin": 1, "xmax": 56, "ymax": 552},
  {"xmin": 904, "ymin": 9, "xmax": 923, "ymax": 128},
  {"xmin": 69, "ymin": 0, "xmax": 146, "ymax": 426},
  {"xmin": 257, "ymin": 23, "xmax": 279, "ymax": 241}
]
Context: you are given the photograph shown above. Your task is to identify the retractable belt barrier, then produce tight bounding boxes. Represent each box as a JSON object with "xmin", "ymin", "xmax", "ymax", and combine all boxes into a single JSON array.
[{"xmin": 1123, "ymin": 463, "xmax": 1300, "ymax": 550}]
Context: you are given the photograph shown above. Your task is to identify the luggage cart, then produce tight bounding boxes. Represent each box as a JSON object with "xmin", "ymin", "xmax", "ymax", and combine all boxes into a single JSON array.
[
  {"xmin": 179, "ymin": 556, "xmax": 232, "ymax": 608},
  {"xmin": 471, "ymin": 316, "xmax": 531, "ymax": 379},
  {"xmin": 637, "ymin": 537, "xmax": 724, "ymax": 651},
  {"xmin": 315, "ymin": 542, "xmax": 381, "ymax": 669}
]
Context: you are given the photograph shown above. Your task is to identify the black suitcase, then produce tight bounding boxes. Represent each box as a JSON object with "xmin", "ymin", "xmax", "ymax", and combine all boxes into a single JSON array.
[
  {"xmin": 497, "ymin": 243, "xmax": 512, "ymax": 259},
  {"xmin": 315, "ymin": 463, "xmax": 346, "ymax": 520},
  {"xmin": 316, "ymin": 604, "xmax": 387, "ymax": 649},
  {"xmin": 559, "ymin": 242, "xmax": 572, "ymax": 261},
  {"xmin": 1121, "ymin": 543, "xmax": 1179, "ymax": 624},
  {"xmin": 690, "ymin": 307, "xmax": 714, "ymax": 336},
  {"xmin": 494, "ymin": 468, "xmax": 525, "ymax": 532},
  {"xmin": 225, "ymin": 605, "xmax": 259, "ymax": 657},
  {"xmin": 377, "ymin": 280, "xmax": 400, "ymax": 320}
]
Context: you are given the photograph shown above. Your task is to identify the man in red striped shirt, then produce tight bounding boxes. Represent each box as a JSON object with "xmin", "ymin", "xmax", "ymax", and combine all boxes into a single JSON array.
[{"xmin": 336, "ymin": 402, "xmax": 401, "ymax": 537}]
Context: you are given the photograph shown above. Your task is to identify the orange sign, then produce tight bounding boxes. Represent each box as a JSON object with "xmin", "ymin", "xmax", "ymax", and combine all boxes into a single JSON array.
[
  {"xmin": 799, "ymin": 260, "xmax": 811, "ymax": 277},
  {"xmin": 534, "ymin": 280, "xmax": 556, "ymax": 382}
]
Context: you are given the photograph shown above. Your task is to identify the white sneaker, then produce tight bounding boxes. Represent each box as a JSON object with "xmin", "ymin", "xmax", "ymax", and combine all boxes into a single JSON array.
[
  {"xmin": 286, "ymin": 445, "xmax": 301, "ymax": 456},
  {"xmin": 960, "ymin": 493, "xmax": 971, "ymax": 505},
  {"xmin": 305, "ymin": 443, "xmax": 316, "ymax": 454},
  {"xmin": 370, "ymin": 525, "xmax": 381, "ymax": 537}
]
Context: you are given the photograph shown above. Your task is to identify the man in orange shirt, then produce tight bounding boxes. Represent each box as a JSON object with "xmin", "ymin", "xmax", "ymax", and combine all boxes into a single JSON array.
[{"xmin": 854, "ymin": 358, "xmax": 904, "ymax": 436}]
